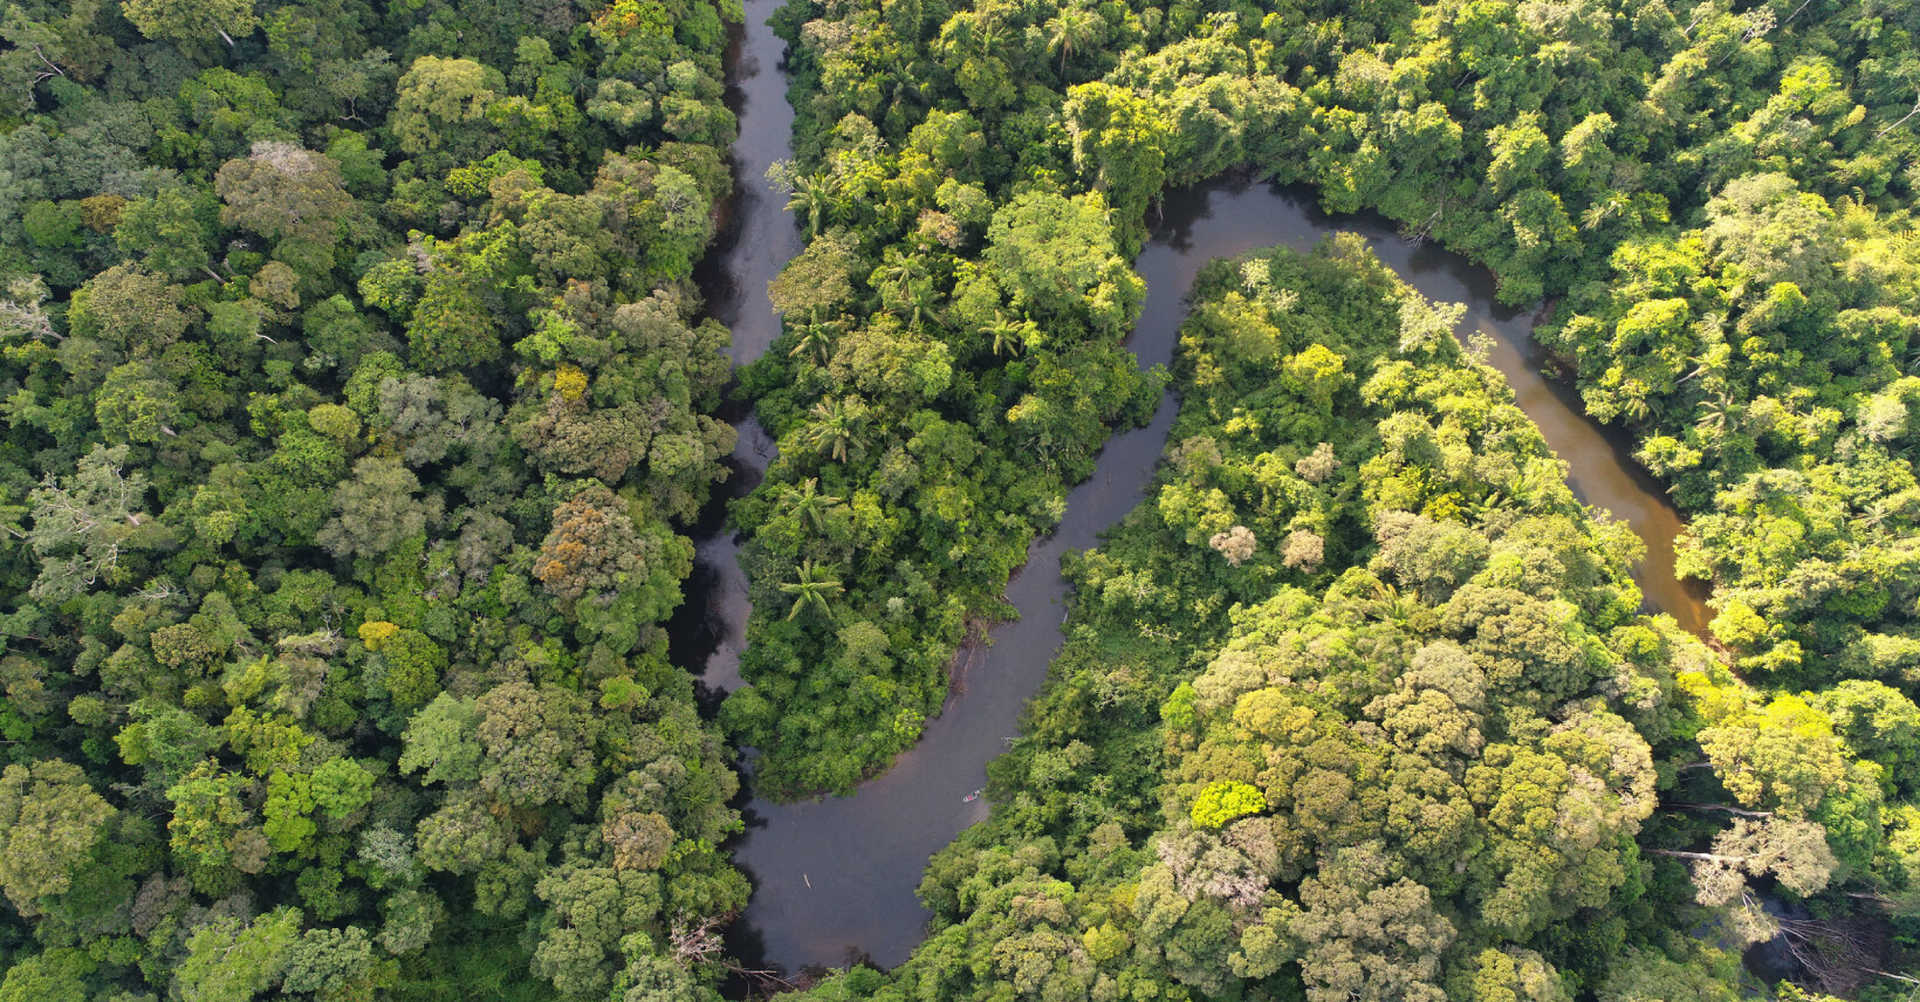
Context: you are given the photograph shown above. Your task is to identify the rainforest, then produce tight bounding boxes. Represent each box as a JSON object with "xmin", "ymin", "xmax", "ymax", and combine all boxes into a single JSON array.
[{"xmin": 1, "ymin": 0, "xmax": 1919, "ymax": 999}]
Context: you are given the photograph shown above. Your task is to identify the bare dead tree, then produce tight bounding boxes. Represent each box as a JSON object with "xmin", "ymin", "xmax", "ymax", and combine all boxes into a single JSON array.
[
  {"xmin": 946, "ymin": 615, "xmax": 989, "ymax": 696},
  {"xmin": 1663, "ymin": 801, "xmax": 1774, "ymax": 819},
  {"xmin": 0, "ymin": 298, "xmax": 60, "ymax": 343},
  {"xmin": 25, "ymin": 42, "xmax": 66, "ymax": 89},
  {"xmin": 1775, "ymin": 912, "xmax": 1912, "ymax": 997},
  {"xmin": 1402, "ymin": 205, "xmax": 1445, "ymax": 245},
  {"xmin": 736, "ymin": 967, "xmax": 802, "ymax": 998},
  {"xmin": 1775, "ymin": 0, "xmax": 1814, "ymax": 33},
  {"xmin": 668, "ymin": 918, "xmax": 798, "ymax": 996},
  {"xmin": 1649, "ymin": 847, "xmax": 1744, "ymax": 865},
  {"xmin": 1679, "ymin": 1, "xmax": 1714, "ymax": 40}
]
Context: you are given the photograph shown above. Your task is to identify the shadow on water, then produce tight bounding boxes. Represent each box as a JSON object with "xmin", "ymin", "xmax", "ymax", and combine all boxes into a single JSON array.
[{"xmin": 683, "ymin": 24, "xmax": 1714, "ymax": 977}]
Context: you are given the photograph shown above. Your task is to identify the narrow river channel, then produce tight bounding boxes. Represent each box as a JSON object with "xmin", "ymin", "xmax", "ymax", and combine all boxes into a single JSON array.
[
  {"xmin": 673, "ymin": 0, "xmax": 798, "ymax": 695},
  {"xmin": 688, "ymin": 1, "xmax": 1714, "ymax": 979}
]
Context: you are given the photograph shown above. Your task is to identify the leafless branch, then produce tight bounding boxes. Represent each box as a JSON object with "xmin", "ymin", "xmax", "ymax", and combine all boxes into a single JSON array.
[
  {"xmin": 1649, "ymin": 847, "xmax": 1745, "ymax": 865},
  {"xmin": 1663, "ymin": 801, "xmax": 1773, "ymax": 819},
  {"xmin": 1876, "ymin": 90, "xmax": 1920, "ymax": 141},
  {"xmin": 1774, "ymin": 913, "xmax": 1900, "ymax": 996},
  {"xmin": 667, "ymin": 919, "xmax": 798, "ymax": 995}
]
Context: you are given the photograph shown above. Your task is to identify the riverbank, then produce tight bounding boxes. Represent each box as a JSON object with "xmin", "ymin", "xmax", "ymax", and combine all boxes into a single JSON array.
[
  {"xmin": 671, "ymin": 0, "xmax": 802, "ymax": 701},
  {"xmin": 707, "ymin": 174, "xmax": 1716, "ymax": 978},
  {"xmin": 685, "ymin": 8, "xmax": 1713, "ymax": 979}
]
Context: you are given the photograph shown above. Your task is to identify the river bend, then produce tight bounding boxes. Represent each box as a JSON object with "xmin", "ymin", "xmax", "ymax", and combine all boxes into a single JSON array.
[{"xmin": 688, "ymin": 3, "xmax": 1710, "ymax": 976}]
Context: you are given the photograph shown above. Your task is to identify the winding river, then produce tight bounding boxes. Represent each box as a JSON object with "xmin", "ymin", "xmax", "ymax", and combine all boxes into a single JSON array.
[{"xmin": 687, "ymin": 0, "xmax": 1713, "ymax": 979}]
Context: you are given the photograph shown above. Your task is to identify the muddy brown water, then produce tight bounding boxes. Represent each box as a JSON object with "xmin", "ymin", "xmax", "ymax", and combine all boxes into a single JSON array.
[{"xmin": 686, "ymin": 3, "xmax": 1711, "ymax": 978}]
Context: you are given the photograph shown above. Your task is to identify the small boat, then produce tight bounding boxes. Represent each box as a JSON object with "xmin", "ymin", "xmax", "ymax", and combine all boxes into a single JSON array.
[{"xmin": 963, "ymin": 788, "xmax": 983, "ymax": 803}]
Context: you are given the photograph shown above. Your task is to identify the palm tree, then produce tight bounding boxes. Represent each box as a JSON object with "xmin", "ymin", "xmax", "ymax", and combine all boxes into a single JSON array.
[
  {"xmin": 781, "ymin": 478, "xmax": 845, "ymax": 533},
  {"xmin": 1044, "ymin": 5, "xmax": 1101, "ymax": 78},
  {"xmin": 1860, "ymin": 497, "xmax": 1893, "ymax": 532},
  {"xmin": 1619, "ymin": 380, "xmax": 1652, "ymax": 422},
  {"xmin": 986, "ymin": 310, "xmax": 1037, "ymax": 357},
  {"xmin": 1369, "ymin": 580, "xmax": 1422, "ymax": 625},
  {"xmin": 1467, "ymin": 488, "xmax": 1509, "ymax": 522},
  {"xmin": 1580, "ymin": 192, "xmax": 1631, "ymax": 232},
  {"xmin": 779, "ymin": 559, "xmax": 844, "ymax": 620},
  {"xmin": 785, "ymin": 174, "xmax": 841, "ymax": 238},
  {"xmin": 875, "ymin": 251, "xmax": 932, "ymax": 327},
  {"xmin": 801, "ymin": 396, "xmax": 866, "ymax": 463},
  {"xmin": 941, "ymin": 9, "xmax": 1008, "ymax": 59},
  {"xmin": 970, "ymin": 14, "xmax": 1007, "ymax": 59},
  {"xmin": 1694, "ymin": 391, "xmax": 1737, "ymax": 436},
  {"xmin": 788, "ymin": 321, "xmax": 837, "ymax": 366}
]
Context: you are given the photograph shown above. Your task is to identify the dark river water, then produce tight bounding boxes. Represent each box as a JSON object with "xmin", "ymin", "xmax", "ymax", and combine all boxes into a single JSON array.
[
  {"xmin": 673, "ymin": 0, "xmax": 797, "ymax": 696},
  {"xmin": 688, "ymin": 0, "xmax": 1712, "ymax": 980}
]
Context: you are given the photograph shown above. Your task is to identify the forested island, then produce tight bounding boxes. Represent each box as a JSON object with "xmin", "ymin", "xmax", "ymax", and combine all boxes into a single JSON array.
[{"xmin": 2, "ymin": 0, "xmax": 1919, "ymax": 999}]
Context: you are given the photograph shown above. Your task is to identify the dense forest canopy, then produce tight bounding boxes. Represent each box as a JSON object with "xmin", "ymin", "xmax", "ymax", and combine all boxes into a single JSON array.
[
  {"xmin": 728, "ymin": 0, "xmax": 1920, "ymax": 800},
  {"xmin": 4, "ymin": 0, "xmax": 1920, "ymax": 997},
  {"xmin": 770, "ymin": 235, "xmax": 1918, "ymax": 1001},
  {"xmin": 793, "ymin": 235, "xmax": 1733, "ymax": 1002},
  {"xmin": 0, "ymin": 0, "xmax": 756, "ymax": 998}
]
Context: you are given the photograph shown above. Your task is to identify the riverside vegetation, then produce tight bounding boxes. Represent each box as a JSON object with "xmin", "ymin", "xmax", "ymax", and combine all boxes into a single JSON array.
[
  {"xmin": 728, "ymin": 0, "xmax": 1920, "ymax": 995},
  {"xmin": 3, "ymin": 0, "xmax": 1920, "ymax": 998}
]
